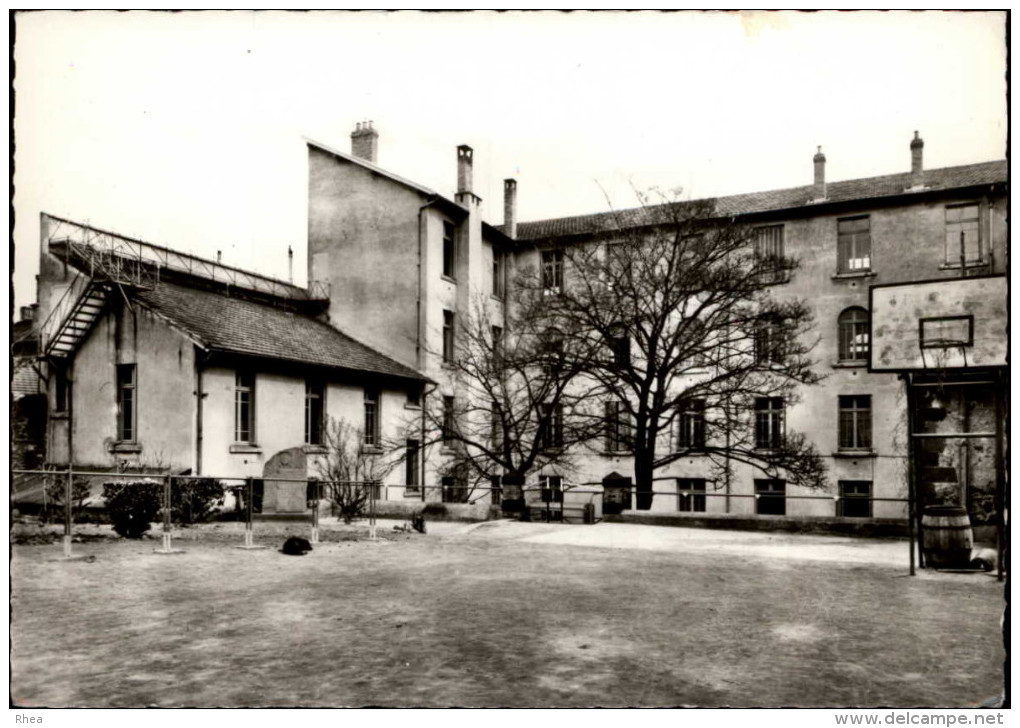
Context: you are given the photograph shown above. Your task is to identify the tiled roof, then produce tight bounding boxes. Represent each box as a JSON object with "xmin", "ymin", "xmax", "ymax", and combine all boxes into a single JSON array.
[
  {"xmin": 506, "ymin": 160, "xmax": 1007, "ymax": 241},
  {"xmin": 133, "ymin": 282, "xmax": 426, "ymax": 382}
]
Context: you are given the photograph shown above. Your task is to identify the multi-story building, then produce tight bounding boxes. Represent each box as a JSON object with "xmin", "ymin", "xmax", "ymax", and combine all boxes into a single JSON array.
[{"xmin": 29, "ymin": 124, "xmax": 1006, "ymax": 531}]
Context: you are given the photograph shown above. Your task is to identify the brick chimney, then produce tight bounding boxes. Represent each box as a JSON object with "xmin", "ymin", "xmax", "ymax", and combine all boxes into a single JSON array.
[
  {"xmin": 910, "ymin": 131, "xmax": 925, "ymax": 189},
  {"xmin": 812, "ymin": 146, "xmax": 827, "ymax": 201},
  {"xmin": 351, "ymin": 121, "xmax": 379, "ymax": 164},
  {"xmin": 457, "ymin": 145, "xmax": 473, "ymax": 195},
  {"xmin": 503, "ymin": 178, "xmax": 517, "ymax": 238}
]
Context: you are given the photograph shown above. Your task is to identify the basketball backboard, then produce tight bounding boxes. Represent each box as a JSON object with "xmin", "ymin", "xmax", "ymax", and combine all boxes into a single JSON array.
[{"xmin": 869, "ymin": 274, "xmax": 1006, "ymax": 372}]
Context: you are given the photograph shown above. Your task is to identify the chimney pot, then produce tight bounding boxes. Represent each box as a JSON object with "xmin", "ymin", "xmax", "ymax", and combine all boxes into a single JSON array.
[
  {"xmin": 504, "ymin": 178, "xmax": 518, "ymax": 239},
  {"xmin": 351, "ymin": 121, "xmax": 379, "ymax": 164},
  {"xmin": 813, "ymin": 146, "xmax": 826, "ymax": 200},
  {"xmin": 910, "ymin": 131, "xmax": 925, "ymax": 187},
  {"xmin": 457, "ymin": 145, "xmax": 474, "ymax": 195}
]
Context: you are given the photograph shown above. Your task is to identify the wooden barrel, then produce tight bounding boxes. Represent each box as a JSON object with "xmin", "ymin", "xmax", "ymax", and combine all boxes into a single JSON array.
[{"xmin": 922, "ymin": 506, "xmax": 974, "ymax": 568}]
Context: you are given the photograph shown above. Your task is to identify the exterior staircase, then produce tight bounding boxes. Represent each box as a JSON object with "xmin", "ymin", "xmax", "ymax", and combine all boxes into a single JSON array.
[{"xmin": 41, "ymin": 278, "xmax": 113, "ymax": 359}]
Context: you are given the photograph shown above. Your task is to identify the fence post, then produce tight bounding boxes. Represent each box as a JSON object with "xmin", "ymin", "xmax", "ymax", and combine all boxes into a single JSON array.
[
  {"xmin": 368, "ymin": 480, "xmax": 377, "ymax": 541},
  {"xmin": 63, "ymin": 463, "xmax": 73, "ymax": 558},
  {"xmin": 154, "ymin": 473, "xmax": 183, "ymax": 555},
  {"xmin": 245, "ymin": 477, "xmax": 254, "ymax": 548},
  {"xmin": 309, "ymin": 477, "xmax": 319, "ymax": 544}
]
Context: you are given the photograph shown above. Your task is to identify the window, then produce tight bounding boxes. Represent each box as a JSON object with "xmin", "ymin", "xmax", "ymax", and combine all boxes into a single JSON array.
[
  {"xmin": 489, "ymin": 475, "xmax": 502, "ymax": 506},
  {"xmin": 754, "ymin": 316, "xmax": 784, "ymax": 366},
  {"xmin": 491, "ymin": 401, "xmax": 504, "ymax": 450},
  {"xmin": 754, "ymin": 225, "xmax": 785, "ymax": 283},
  {"xmin": 542, "ymin": 329, "xmax": 564, "ymax": 377},
  {"xmin": 540, "ymin": 475, "xmax": 564, "ymax": 503},
  {"xmin": 406, "ymin": 386, "xmax": 421, "ymax": 408},
  {"xmin": 116, "ymin": 364, "xmax": 136, "ymax": 442},
  {"xmin": 754, "ymin": 397, "xmax": 784, "ymax": 450},
  {"xmin": 676, "ymin": 398, "xmax": 706, "ymax": 450},
  {"xmin": 755, "ymin": 479, "xmax": 786, "ymax": 515},
  {"xmin": 443, "ymin": 221, "xmax": 456, "ymax": 279},
  {"xmin": 838, "ymin": 480, "xmax": 872, "ymax": 518},
  {"xmin": 305, "ymin": 380, "xmax": 325, "ymax": 445},
  {"xmin": 54, "ymin": 366, "xmax": 70, "ymax": 413},
  {"xmin": 608, "ymin": 328, "xmax": 630, "ymax": 367},
  {"xmin": 491, "ymin": 326, "xmax": 504, "ymax": 369},
  {"xmin": 541, "ymin": 249, "xmax": 564, "ymax": 295},
  {"xmin": 492, "ymin": 249, "xmax": 505, "ymax": 298},
  {"xmin": 234, "ymin": 370, "xmax": 255, "ymax": 443},
  {"xmin": 945, "ymin": 204, "xmax": 981, "ymax": 265},
  {"xmin": 443, "ymin": 310, "xmax": 456, "ymax": 363},
  {"xmin": 539, "ymin": 402, "xmax": 564, "ymax": 450},
  {"xmin": 442, "ymin": 396, "xmax": 456, "ymax": 448},
  {"xmin": 837, "ymin": 216, "xmax": 871, "ymax": 273},
  {"xmin": 405, "ymin": 439, "xmax": 420, "ymax": 493},
  {"xmin": 677, "ymin": 478, "xmax": 706, "ymax": 513},
  {"xmin": 838, "ymin": 395, "xmax": 872, "ymax": 451},
  {"xmin": 838, "ymin": 307, "xmax": 870, "ymax": 362},
  {"xmin": 604, "ymin": 400, "xmax": 631, "ymax": 453},
  {"xmin": 363, "ymin": 387, "xmax": 380, "ymax": 447}
]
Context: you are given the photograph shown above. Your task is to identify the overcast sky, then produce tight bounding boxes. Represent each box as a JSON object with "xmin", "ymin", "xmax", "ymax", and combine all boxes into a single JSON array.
[{"xmin": 12, "ymin": 10, "xmax": 1007, "ymax": 312}]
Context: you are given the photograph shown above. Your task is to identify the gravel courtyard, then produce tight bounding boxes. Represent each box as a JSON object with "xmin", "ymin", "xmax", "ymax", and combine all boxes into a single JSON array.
[{"xmin": 10, "ymin": 520, "xmax": 1005, "ymax": 708}]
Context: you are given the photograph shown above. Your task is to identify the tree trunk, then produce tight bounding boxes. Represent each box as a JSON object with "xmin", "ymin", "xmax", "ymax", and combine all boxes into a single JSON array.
[{"xmin": 501, "ymin": 472, "xmax": 527, "ymax": 517}]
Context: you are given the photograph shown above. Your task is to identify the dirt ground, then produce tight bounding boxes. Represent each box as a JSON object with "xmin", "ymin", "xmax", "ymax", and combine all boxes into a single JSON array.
[{"xmin": 10, "ymin": 519, "xmax": 1006, "ymax": 708}]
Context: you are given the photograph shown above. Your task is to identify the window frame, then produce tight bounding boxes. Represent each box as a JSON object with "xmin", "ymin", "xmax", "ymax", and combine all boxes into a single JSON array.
[
  {"xmin": 837, "ymin": 307, "xmax": 870, "ymax": 363},
  {"xmin": 541, "ymin": 249, "xmax": 564, "ymax": 296},
  {"xmin": 363, "ymin": 386, "xmax": 381, "ymax": 448},
  {"xmin": 677, "ymin": 478, "xmax": 707, "ymax": 513},
  {"xmin": 755, "ymin": 478, "xmax": 787, "ymax": 516},
  {"xmin": 604, "ymin": 400, "xmax": 631, "ymax": 453},
  {"xmin": 442, "ymin": 395, "xmax": 456, "ymax": 448},
  {"xmin": 754, "ymin": 224, "xmax": 786, "ymax": 284},
  {"xmin": 539, "ymin": 402, "xmax": 564, "ymax": 451},
  {"xmin": 442, "ymin": 309, "xmax": 456, "ymax": 363},
  {"xmin": 838, "ymin": 395, "xmax": 872, "ymax": 451},
  {"xmin": 234, "ymin": 370, "xmax": 256, "ymax": 444},
  {"xmin": 753, "ymin": 316, "xmax": 785, "ymax": 367},
  {"xmin": 442, "ymin": 220, "xmax": 457, "ymax": 280},
  {"xmin": 754, "ymin": 396, "xmax": 785, "ymax": 450},
  {"xmin": 405, "ymin": 439, "xmax": 420, "ymax": 493},
  {"xmin": 116, "ymin": 363, "xmax": 137, "ymax": 443},
  {"xmin": 304, "ymin": 379, "xmax": 325, "ymax": 446},
  {"xmin": 837, "ymin": 215, "xmax": 872, "ymax": 274},
  {"xmin": 838, "ymin": 480, "xmax": 873, "ymax": 518},
  {"xmin": 944, "ymin": 203, "xmax": 982, "ymax": 266},
  {"xmin": 492, "ymin": 248, "xmax": 506, "ymax": 299},
  {"xmin": 540, "ymin": 474, "xmax": 564, "ymax": 503},
  {"xmin": 676, "ymin": 398, "xmax": 707, "ymax": 450}
]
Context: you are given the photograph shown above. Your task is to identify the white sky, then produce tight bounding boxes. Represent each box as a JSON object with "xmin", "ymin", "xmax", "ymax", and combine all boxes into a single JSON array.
[{"xmin": 11, "ymin": 10, "xmax": 1007, "ymax": 311}]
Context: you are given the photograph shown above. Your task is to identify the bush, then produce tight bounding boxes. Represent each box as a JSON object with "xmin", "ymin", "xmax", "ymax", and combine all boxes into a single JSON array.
[
  {"xmin": 421, "ymin": 503, "xmax": 448, "ymax": 518},
  {"xmin": 41, "ymin": 473, "xmax": 91, "ymax": 523},
  {"xmin": 172, "ymin": 478, "xmax": 225, "ymax": 525},
  {"xmin": 102, "ymin": 480, "xmax": 162, "ymax": 539}
]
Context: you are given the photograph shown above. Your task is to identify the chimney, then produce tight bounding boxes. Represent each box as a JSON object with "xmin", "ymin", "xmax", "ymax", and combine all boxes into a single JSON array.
[
  {"xmin": 288, "ymin": 246, "xmax": 294, "ymax": 283},
  {"xmin": 910, "ymin": 131, "xmax": 925, "ymax": 189},
  {"xmin": 351, "ymin": 121, "xmax": 379, "ymax": 164},
  {"xmin": 503, "ymin": 179, "xmax": 517, "ymax": 238},
  {"xmin": 813, "ymin": 146, "xmax": 827, "ymax": 201},
  {"xmin": 457, "ymin": 145, "xmax": 473, "ymax": 195}
]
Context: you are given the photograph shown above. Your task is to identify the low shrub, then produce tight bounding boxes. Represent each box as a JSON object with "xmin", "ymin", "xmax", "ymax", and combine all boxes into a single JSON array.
[
  {"xmin": 102, "ymin": 480, "xmax": 162, "ymax": 539},
  {"xmin": 421, "ymin": 503, "xmax": 448, "ymax": 518},
  {"xmin": 41, "ymin": 473, "xmax": 92, "ymax": 523},
  {"xmin": 172, "ymin": 478, "xmax": 225, "ymax": 525}
]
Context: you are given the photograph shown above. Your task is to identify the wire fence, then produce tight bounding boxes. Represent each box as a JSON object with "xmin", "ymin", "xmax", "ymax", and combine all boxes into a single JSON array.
[{"xmin": 13, "ymin": 467, "xmax": 918, "ymax": 567}]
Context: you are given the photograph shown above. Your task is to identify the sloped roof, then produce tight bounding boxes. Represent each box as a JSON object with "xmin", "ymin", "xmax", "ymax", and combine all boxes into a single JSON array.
[
  {"xmin": 133, "ymin": 282, "xmax": 426, "ymax": 382},
  {"xmin": 506, "ymin": 160, "xmax": 1007, "ymax": 241},
  {"xmin": 12, "ymin": 358, "xmax": 42, "ymax": 399}
]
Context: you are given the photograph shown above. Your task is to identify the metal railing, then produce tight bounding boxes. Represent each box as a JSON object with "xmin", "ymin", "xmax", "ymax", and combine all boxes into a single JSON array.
[{"xmin": 46, "ymin": 215, "xmax": 328, "ymax": 302}]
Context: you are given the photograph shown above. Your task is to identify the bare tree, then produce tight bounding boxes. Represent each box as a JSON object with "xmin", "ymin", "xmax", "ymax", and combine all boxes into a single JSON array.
[
  {"xmin": 317, "ymin": 416, "xmax": 398, "ymax": 522},
  {"xmin": 542, "ymin": 190, "xmax": 826, "ymax": 509},
  {"xmin": 423, "ymin": 285, "xmax": 606, "ymax": 504}
]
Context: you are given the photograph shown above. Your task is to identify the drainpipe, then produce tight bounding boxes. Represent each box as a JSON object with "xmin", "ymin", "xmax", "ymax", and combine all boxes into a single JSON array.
[
  {"xmin": 417, "ymin": 196, "xmax": 439, "ymax": 370},
  {"xmin": 194, "ymin": 348, "xmax": 207, "ymax": 475},
  {"xmin": 420, "ymin": 381, "xmax": 439, "ymax": 503}
]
